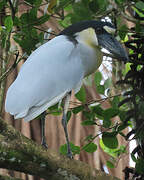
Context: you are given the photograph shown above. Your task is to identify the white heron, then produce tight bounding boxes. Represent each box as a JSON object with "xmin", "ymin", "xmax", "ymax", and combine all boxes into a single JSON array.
[{"xmin": 5, "ymin": 20, "xmax": 129, "ymax": 158}]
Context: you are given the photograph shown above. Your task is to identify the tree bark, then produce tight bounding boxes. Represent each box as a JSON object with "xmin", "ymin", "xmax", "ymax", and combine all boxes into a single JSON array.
[{"xmin": 0, "ymin": 117, "xmax": 120, "ymax": 180}]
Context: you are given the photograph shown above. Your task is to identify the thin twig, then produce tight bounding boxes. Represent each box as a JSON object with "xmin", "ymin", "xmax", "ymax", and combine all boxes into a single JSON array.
[
  {"xmin": 33, "ymin": 26, "xmax": 57, "ymax": 36},
  {"xmin": 8, "ymin": 0, "xmax": 15, "ymax": 20},
  {"xmin": 0, "ymin": 52, "xmax": 24, "ymax": 83},
  {"xmin": 69, "ymin": 93, "xmax": 122, "ymax": 109},
  {"xmin": 23, "ymin": 1, "xmax": 49, "ymax": 8}
]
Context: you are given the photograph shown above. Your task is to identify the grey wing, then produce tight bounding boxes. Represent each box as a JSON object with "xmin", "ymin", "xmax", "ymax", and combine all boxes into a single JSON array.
[{"xmin": 5, "ymin": 35, "xmax": 84, "ymax": 121}]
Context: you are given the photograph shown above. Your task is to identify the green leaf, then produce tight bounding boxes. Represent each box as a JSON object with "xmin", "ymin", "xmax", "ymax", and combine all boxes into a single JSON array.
[
  {"xmin": 118, "ymin": 25, "xmax": 128, "ymax": 40},
  {"xmin": 102, "ymin": 132, "xmax": 118, "ymax": 149},
  {"xmin": 94, "ymin": 71, "xmax": 102, "ymax": 85},
  {"xmin": 122, "ymin": 63, "xmax": 132, "ymax": 76},
  {"xmin": 84, "ymin": 134, "xmax": 93, "ymax": 141},
  {"xmin": 29, "ymin": 8, "xmax": 37, "ymax": 22},
  {"xmin": 59, "ymin": 15, "xmax": 71, "ymax": 28},
  {"xmin": 24, "ymin": 0, "xmax": 42, "ymax": 6},
  {"xmin": 50, "ymin": 110, "xmax": 62, "ymax": 116},
  {"xmin": 133, "ymin": 6, "xmax": 144, "ymax": 18},
  {"xmin": 103, "ymin": 108, "xmax": 119, "ymax": 119},
  {"xmin": 92, "ymin": 105, "xmax": 104, "ymax": 117},
  {"xmin": 111, "ymin": 96, "xmax": 120, "ymax": 108},
  {"xmin": 0, "ymin": 0, "xmax": 7, "ymax": 10},
  {"xmin": 115, "ymin": 0, "xmax": 126, "ymax": 5},
  {"xmin": 1, "ymin": 30, "xmax": 7, "ymax": 48},
  {"xmin": 135, "ymin": 1, "xmax": 144, "ymax": 10},
  {"xmin": 48, "ymin": 103, "xmax": 58, "ymax": 110},
  {"xmin": 36, "ymin": 14, "xmax": 50, "ymax": 25},
  {"xmin": 75, "ymin": 86, "xmax": 86, "ymax": 103},
  {"xmin": 89, "ymin": 0, "xmax": 108, "ymax": 14},
  {"xmin": 4, "ymin": 16, "xmax": 13, "ymax": 32},
  {"xmin": 34, "ymin": 0, "xmax": 42, "ymax": 6},
  {"xmin": 59, "ymin": 142, "xmax": 80, "ymax": 155},
  {"xmin": 131, "ymin": 152, "xmax": 137, "ymax": 162},
  {"xmin": 72, "ymin": 105, "xmax": 84, "ymax": 114},
  {"xmin": 13, "ymin": 16, "xmax": 21, "ymax": 26},
  {"xmin": 117, "ymin": 124, "xmax": 128, "ymax": 132},
  {"xmin": 103, "ymin": 118, "xmax": 111, "ymax": 128},
  {"xmin": 100, "ymin": 139, "xmax": 126, "ymax": 157},
  {"xmin": 82, "ymin": 142, "xmax": 97, "ymax": 153},
  {"xmin": 20, "ymin": 13, "xmax": 29, "ymax": 25},
  {"xmin": 83, "ymin": 111, "xmax": 95, "ymax": 121},
  {"xmin": 119, "ymin": 110, "xmax": 127, "ymax": 122},
  {"xmin": 96, "ymin": 85, "xmax": 105, "ymax": 94},
  {"xmin": 24, "ymin": 0, "xmax": 34, "ymax": 5},
  {"xmin": 100, "ymin": 139, "xmax": 117, "ymax": 157},
  {"xmin": 67, "ymin": 111, "xmax": 72, "ymax": 122},
  {"xmin": 81, "ymin": 120, "xmax": 96, "ymax": 126},
  {"xmin": 135, "ymin": 158, "xmax": 144, "ymax": 174},
  {"xmin": 106, "ymin": 161, "xmax": 115, "ymax": 168},
  {"xmin": 48, "ymin": 103, "xmax": 62, "ymax": 115},
  {"xmin": 71, "ymin": 2, "xmax": 92, "ymax": 22}
]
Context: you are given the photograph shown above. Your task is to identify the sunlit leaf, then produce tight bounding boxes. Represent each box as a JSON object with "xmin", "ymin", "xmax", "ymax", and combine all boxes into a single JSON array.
[{"xmin": 4, "ymin": 16, "xmax": 13, "ymax": 32}]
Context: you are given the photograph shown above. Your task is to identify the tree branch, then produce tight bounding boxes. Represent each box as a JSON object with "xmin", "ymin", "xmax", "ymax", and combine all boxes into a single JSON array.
[
  {"xmin": 0, "ymin": 117, "xmax": 119, "ymax": 180},
  {"xmin": 0, "ymin": 174, "xmax": 22, "ymax": 180}
]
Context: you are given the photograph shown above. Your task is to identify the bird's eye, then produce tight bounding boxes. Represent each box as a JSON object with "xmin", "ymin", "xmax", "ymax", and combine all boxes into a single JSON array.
[{"xmin": 96, "ymin": 28, "xmax": 103, "ymax": 34}]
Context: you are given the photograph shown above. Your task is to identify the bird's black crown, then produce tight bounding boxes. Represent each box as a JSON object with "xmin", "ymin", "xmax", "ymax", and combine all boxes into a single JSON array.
[{"xmin": 59, "ymin": 20, "xmax": 115, "ymax": 36}]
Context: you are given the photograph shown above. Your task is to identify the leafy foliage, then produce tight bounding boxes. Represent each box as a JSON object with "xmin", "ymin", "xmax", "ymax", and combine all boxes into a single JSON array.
[{"xmin": 60, "ymin": 142, "xmax": 80, "ymax": 155}]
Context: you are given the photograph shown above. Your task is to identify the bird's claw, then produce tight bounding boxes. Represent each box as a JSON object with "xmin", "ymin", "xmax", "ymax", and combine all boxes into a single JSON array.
[
  {"xmin": 67, "ymin": 151, "xmax": 73, "ymax": 159},
  {"xmin": 41, "ymin": 141, "xmax": 48, "ymax": 149}
]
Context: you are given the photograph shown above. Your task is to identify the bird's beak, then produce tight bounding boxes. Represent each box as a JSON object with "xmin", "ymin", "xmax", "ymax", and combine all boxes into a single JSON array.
[{"xmin": 97, "ymin": 33, "xmax": 129, "ymax": 62}]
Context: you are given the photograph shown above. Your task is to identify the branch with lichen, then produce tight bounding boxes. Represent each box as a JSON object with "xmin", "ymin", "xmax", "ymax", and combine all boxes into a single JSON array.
[
  {"xmin": 0, "ymin": 174, "xmax": 22, "ymax": 180},
  {"xmin": 0, "ymin": 117, "xmax": 119, "ymax": 180}
]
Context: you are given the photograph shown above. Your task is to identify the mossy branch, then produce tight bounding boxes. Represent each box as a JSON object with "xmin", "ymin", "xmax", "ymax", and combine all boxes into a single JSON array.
[
  {"xmin": 0, "ymin": 117, "xmax": 119, "ymax": 180},
  {"xmin": 0, "ymin": 174, "xmax": 22, "ymax": 180}
]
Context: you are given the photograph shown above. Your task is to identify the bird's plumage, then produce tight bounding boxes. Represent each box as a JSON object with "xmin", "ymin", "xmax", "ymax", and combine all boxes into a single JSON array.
[
  {"xmin": 5, "ymin": 20, "xmax": 129, "ymax": 157},
  {"xmin": 59, "ymin": 20, "xmax": 115, "ymax": 36},
  {"xmin": 5, "ymin": 34, "xmax": 102, "ymax": 121},
  {"xmin": 5, "ymin": 20, "xmax": 129, "ymax": 123}
]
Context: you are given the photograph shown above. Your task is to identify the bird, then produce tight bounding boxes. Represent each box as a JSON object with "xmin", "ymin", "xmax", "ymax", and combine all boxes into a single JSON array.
[{"xmin": 5, "ymin": 20, "xmax": 129, "ymax": 158}]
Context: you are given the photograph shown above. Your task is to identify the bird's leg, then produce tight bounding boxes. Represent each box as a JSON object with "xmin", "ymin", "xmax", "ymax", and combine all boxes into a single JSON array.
[
  {"xmin": 41, "ymin": 111, "xmax": 48, "ymax": 149},
  {"xmin": 62, "ymin": 92, "xmax": 73, "ymax": 159}
]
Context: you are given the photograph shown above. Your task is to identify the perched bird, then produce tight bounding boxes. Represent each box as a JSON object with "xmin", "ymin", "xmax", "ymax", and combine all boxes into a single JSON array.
[{"xmin": 5, "ymin": 20, "xmax": 129, "ymax": 158}]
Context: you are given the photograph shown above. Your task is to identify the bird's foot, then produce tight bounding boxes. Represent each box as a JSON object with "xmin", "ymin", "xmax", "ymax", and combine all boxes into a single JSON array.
[
  {"xmin": 42, "ymin": 143, "xmax": 48, "ymax": 149},
  {"xmin": 67, "ymin": 151, "xmax": 73, "ymax": 159},
  {"xmin": 41, "ymin": 139, "xmax": 48, "ymax": 149}
]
